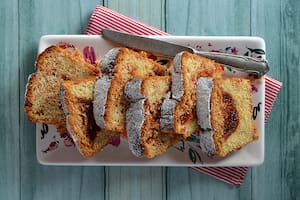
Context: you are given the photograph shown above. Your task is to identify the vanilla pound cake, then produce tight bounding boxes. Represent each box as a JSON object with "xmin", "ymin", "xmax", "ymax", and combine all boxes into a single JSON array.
[
  {"xmin": 61, "ymin": 77, "xmax": 118, "ymax": 157},
  {"xmin": 93, "ymin": 47, "xmax": 167, "ymax": 134},
  {"xmin": 160, "ymin": 51, "xmax": 224, "ymax": 138},
  {"xmin": 24, "ymin": 45, "xmax": 100, "ymax": 131},
  {"xmin": 196, "ymin": 77, "xmax": 258, "ymax": 157},
  {"xmin": 124, "ymin": 76, "xmax": 182, "ymax": 158}
]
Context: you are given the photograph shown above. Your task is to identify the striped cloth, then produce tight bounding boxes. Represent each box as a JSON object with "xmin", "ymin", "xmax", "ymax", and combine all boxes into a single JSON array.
[{"xmin": 86, "ymin": 5, "xmax": 282, "ymax": 186}]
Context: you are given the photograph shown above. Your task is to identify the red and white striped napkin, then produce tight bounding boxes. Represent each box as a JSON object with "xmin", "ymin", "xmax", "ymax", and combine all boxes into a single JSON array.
[{"xmin": 86, "ymin": 5, "xmax": 282, "ymax": 186}]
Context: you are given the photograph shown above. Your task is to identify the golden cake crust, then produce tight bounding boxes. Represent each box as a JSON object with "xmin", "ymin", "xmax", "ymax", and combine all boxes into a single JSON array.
[
  {"xmin": 141, "ymin": 76, "xmax": 182, "ymax": 158},
  {"xmin": 61, "ymin": 77, "xmax": 118, "ymax": 157},
  {"xmin": 173, "ymin": 52, "xmax": 224, "ymax": 138},
  {"xmin": 24, "ymin": 45, "xmax": 100, "ymax": 131},
  {"xmin": 125, "ymin": 76, "xmax": 182, "ymax": 158},
  {"xmin": 103, "ymin": 48, "xmax": 167, "ymax": 133},
  {"xmin": 210, "ymin": 78, "xmax": 258, "ymax": 157}
]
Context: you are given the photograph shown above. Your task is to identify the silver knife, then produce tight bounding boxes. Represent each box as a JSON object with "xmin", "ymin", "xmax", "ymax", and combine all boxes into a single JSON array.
[{"xmin": 102, "ymin": 29, "xmax": 269, "ymax": 76}]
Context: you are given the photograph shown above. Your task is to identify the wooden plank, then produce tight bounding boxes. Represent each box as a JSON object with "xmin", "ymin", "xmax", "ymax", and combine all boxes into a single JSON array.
[
  {"xmin": 103, "ymin": 2, "xmax": 167, "ymax": 199},
  {"xmin": 167, "ymin": 167, "xmax": 242, "ymax": 199},
  {"xmin": 79, "ymin": 0, "xmax": 105, "ymax": 33},
  {"xmin": 11, "ymin": 1, "xmax": 297, "ymax": 200},
  {"xmin": 247, "ymin": 0, "xmax": 284, "ymax": 200},
  {"xmin": 104, "ymin": 0, "xmax": 166, "ymax": 31},
  {"xmin": 238, "ymin": 172, "xmax": 252, "ymax": 200},
  {"xmin": 106, "ymin": 167, "xmax": 166, "ymax": 200},
  {"xmin": 280, "ymin": 0, "xmax": 300, "ymax": 195},
  {"xmin": 0, "ymin": 0, "xmax": 20, "ymax": 199},
  {"xmin": 166, "ymin": 0, "xmax": 251, "ymax": 36},
  {"xmin": 21, "ymin": 166, "xmax": 105, "ymax": 200},
  {"xmin": 251, "ymin": 0, "xmax": 300, "ymax": 199},
  {"xmin": 165, "ymin": 0, "xmax": 253, "ymax": 198},
  {"xmin": 19, "ymin": 1, "xmax": 105, "ymax": 199}
]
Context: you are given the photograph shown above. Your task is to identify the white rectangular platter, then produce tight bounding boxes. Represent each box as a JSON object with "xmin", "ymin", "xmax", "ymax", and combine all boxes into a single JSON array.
[{"xmin": 36, "ymin": 35, "xmax": 265, "ymax": 166}]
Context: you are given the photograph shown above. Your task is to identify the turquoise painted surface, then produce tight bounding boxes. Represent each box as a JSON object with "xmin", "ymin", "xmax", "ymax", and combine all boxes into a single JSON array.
[{"xmin": 0, "ymin": 0, "xmax": 298, "ymax": 199}]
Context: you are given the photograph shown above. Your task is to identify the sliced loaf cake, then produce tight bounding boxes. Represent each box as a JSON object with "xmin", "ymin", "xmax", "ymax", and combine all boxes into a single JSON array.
[
  {"xmin": 124, "ymin": 76, "xmax": 182, "ymax": 158},
  {"xmin": 24, "ymin": 45, "xmax": 100, "ymax": 131},
  {"xmin": 61, "ymin": 77, "xmax": 118, "ymax": 157},
  {"xmin": 196, "ymin": 77, "xmax": 258, "ymax": 157},
  {"xmin": 93, "ymin": 47, "xmax": 167, "ymax": 134},
  {"xmin": 160, "ymin": 51, "xmax": 224, "ymax": 138}
]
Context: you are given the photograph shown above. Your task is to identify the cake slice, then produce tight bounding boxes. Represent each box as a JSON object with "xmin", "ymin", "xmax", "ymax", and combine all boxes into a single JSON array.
[
  {"xmin": 196, "ymin": 77, "xmax": 258, "ymax": 157},
  {"xmin": 93, "ymin": 47, "xmax": 167, "ymax": 134},
  {"xmin": 61, "ymin": 77, "xmax": 118, "ymax": 157},
  {"xmin": 24, "ymin": 45, "xmax": 100, "ymax": 131},
  {"xmin": 160, "ymin": 51, "xmax": 224, "ymax": 138},
  {"xmin": 124, "ymin": 76, "xmax": 182, "ymax": 158}
]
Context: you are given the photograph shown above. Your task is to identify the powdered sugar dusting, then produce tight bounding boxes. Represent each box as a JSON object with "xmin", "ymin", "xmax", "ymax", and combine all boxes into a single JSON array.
[{"xmin": 124, "ymin": 78, "xmax": 145, "ymax": 157}]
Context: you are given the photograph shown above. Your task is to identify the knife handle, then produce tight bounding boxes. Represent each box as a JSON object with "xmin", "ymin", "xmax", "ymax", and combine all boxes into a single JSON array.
[{"xmin": 193, "ymin": 50, "xmax": 269, "ymax": 76}]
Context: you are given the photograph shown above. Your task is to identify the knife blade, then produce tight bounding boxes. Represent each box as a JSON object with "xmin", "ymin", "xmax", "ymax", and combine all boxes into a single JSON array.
[{"xmin": 102, "ymin": 29, "xmax": 269, "ymax": 76}]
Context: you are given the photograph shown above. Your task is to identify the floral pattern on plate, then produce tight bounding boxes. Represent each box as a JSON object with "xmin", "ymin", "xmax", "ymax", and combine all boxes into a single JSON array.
[{"xmin": 36, "ymin": 35, "xmax": 265, "ymax": 166}]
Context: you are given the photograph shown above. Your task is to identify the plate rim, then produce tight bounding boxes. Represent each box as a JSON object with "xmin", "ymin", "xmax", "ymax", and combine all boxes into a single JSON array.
[{"xmin": 36, "ymin": 34, "xmax": 265, "ymax": 167}]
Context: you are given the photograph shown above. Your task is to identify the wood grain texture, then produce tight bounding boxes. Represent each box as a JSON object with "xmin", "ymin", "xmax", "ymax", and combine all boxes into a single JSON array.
[
  {"xmin": 0, "ymin": 1, "xmax": 20, "ymax": 199},
  {"xmin": 249, "ymin": 0, "xmax": 284, "ymax": 200},
  {"xmin": 106, "ymin": 167, "xmax": 166, "ymax": 200},
  {"xmin": 167, "ymin": 167, "xmax": 240, "ymax": 200},
  {"xmin": 103, "ymin": 2, "xmax": 167, "ymax": 199},
  {"xmin": 165, "ymin": 0, "xmax": 252, "ymax": 199},
  {"xmin": 19, "ymin": 1, "xmax": 105, "ymax": 200},
  {"xmin": 166, "ymin": 0, "xmax": 250, "ymax": 36},
  {"xmin": 104, "ymin": 0, "xmax": 166, "ymax": 31},
  {"xmin": 279, "ymin": 0, "xmax": 300, "ymax": 199},
  {"xmin": 0, "ymin": 0, "xmax": 297, "ymax": 199}
]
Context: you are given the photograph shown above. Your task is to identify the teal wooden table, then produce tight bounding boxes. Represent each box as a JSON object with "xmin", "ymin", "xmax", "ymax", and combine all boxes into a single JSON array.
[{"xmin": 0, "ymin": 0, "xmax": 299, "ymax": 199}]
